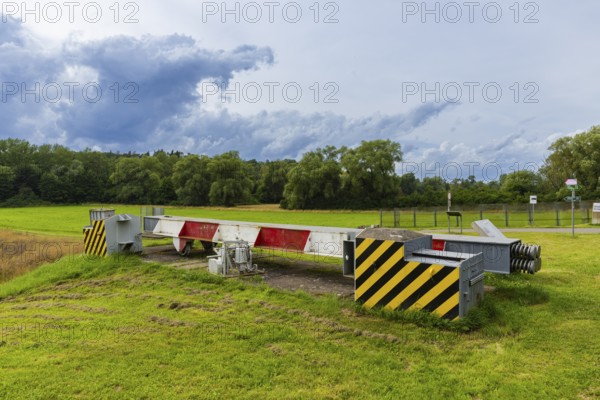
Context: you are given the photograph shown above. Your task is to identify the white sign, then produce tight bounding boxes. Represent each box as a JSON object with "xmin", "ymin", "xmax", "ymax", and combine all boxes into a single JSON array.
[
  {"xmin": 448, "ymin": 192, "xmax": 452, "ymax": 200},
  {"xmin": 530, "ymin": 196, "xmax": 537, "ymax": 205},
  {"xmin": 565, "ymin": 178, "xmax": 578, "ymax": 186},
  {"xmin": 593, "ymin": 203, "xmax": 600, "ymax": 212}
]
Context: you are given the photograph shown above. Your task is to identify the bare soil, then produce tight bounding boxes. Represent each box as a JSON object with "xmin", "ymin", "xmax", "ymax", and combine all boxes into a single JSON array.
[{"xmin": 142, "ymin": 244, "xmax": 354, "ymax": 298}]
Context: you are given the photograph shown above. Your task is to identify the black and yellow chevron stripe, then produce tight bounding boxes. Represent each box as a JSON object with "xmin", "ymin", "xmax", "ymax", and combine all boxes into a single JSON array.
[
  {"xmin": 84, "ymin": 220, "xmax": 107, "ymax": 256},
  {"xmin": 355, "ymin": 238, "xmax": 460, "ymax": 320}
]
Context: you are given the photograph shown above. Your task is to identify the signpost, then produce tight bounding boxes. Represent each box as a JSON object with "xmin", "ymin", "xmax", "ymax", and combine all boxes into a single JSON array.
[
  {"xmin": 529, "ymin": 195, "xmax": 537, "ymax": 225},
  {"xmin": 447, "ymin": 192, "xmax": 451, "ymax": 212},
  {"xmin": 565, "ymin": 179, "xmax": 578, "ymax": 237}
]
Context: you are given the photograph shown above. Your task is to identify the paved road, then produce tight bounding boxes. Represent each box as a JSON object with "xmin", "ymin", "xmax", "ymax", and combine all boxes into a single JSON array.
[
  {"xmin": 423, "ymin": 228, "xmax": 600, "ymax": 234},
  {"xmin": 501, "ymin": 228, "xmax": 600, "ymax": 233}
]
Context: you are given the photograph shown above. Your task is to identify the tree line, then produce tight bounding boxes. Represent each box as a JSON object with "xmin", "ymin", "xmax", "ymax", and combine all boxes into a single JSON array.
[{"xmin": 0, "ymin": 126, "xmax": 598, "ymax": 208}]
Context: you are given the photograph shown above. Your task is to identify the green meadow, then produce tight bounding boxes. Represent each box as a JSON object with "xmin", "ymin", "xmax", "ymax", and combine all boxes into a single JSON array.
[
  {"xmin": 0, "ymin": 206, "xmax": 598, "ymax": 399},
  {"xmin": 0, "ymin": 204, "xmax": 594, "ymax": 238},
  {"xmin": 0, "ymin": 205, "xmax": 378, "ymax": 236}
]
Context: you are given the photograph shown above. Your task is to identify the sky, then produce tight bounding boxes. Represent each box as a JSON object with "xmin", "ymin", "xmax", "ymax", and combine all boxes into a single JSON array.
[{"xmin": 0, "ymin": 0, "xmax": 599, "ymax": 180}]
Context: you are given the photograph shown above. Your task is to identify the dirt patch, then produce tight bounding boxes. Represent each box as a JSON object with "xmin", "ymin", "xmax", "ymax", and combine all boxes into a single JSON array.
[
  {"xmin": 143, "ymin": 244, "xmax": 354, "ymax": 297},
  {"xmin": 148, "ymin": 315, "xmax": 196, "ymax": 327},
  {"xmin": 143, "ymin": 245, "xmax": 208, "ymax": 270},
  {"xmin": 259, "ymin": 259, "xmax": 354, "ymax": 298}
]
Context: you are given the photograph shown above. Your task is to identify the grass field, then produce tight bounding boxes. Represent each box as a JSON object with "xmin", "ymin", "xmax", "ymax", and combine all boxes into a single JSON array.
[
  {"xmin": 0, "ymin": 205, "xmax": 379, "ymax": 236},
  {"xmin": 0, "ymin": 205, "xmax": 598, "ymax": 400},
  {"xmin": 0, "ymin": 205, "xmax": 144, "ymax": 236},
  {"xmin": 0, "ymin": 205, "xmax": 595, "ymax": 239}
]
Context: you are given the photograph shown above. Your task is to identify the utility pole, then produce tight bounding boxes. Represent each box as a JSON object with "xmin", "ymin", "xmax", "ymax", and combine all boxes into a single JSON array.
[{"xmin": 571, "ymin": 189, "xmax": 575, "ymax": 237}]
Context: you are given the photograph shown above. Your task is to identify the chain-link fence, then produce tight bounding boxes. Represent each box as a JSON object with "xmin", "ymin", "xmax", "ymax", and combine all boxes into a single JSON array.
[
  {"xmin": 140, "ymin": 206, "xmax": 165, "ymax": 217},
  {"xmin": 380, "ymin": 201, "xmax": 599, "ymax": 229}
]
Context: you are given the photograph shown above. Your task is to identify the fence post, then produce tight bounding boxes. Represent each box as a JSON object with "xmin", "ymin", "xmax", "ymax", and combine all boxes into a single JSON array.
[
  {"xmin": 479, "ymin": 205, "xmax": 483, "ymax": 220},
  {"xmin": 504, "ymin": 204, "xmax": 509, "ymax": 227},
  {"xmin": 579, "ymin": 203, "xmax": 590, "ymax": 224},
  {"xmin": 555, "ymin": 203, "xmax": 560, "ymax": 226},
  {"xmin": 413, "ymin": 208, "xmax": 417, "ymax": 228},
  {"xmin": 379, "ymin": 209, "xmax": 383, "ymax": 227},
  {"xmin": 434, "ymin": 208, "xmax": 437, "ymax": 227},
  {"xmin": 586, "ymin": 208, "xmax": 590, "ymax": 224}
]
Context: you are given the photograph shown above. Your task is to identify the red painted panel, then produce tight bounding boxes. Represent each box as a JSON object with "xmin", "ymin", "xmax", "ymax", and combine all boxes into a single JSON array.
[
  {"xmin": 254, "ymin": 227, "xmax": 311, "ymax": 252},
  {"xmin": 179, "ymin": 222, "xmax": 219, "ymax": 241},
  {"xmin": 432, "ymin": 239, "xmax": 446, "ymax": 251}
]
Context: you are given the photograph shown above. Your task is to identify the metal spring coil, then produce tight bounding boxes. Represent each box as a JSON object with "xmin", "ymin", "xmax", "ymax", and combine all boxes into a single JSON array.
[{"xmin": 510, "ymin": 243, "xmax": 542, "ymax": 274}]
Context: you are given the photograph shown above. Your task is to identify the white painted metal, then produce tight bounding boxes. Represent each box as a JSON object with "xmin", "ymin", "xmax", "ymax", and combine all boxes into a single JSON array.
[
  {"xmin": 173, "ymin": 237, "xmax": 189, "ymax": 253},
  {"xmin": 304, "ymin": 231, "xmax": 348, "ymax": 257},
  {"xmin": 471, "ymin": 219, "xmax": 506, "ymax": 239},
  {"xmin": 149, "ymin": 215, "xmax": 361, "ymax": 258},
  {"xmin": 153, "ymin": 219, "xmax": 185, "ymax": 237},
  {"xmin": 152, "ymin": 215, "xmax": 360, "ymax": 236},
  {"xmin": 214, "ymin": 224, "xmax": 261, "ymax": 244}
]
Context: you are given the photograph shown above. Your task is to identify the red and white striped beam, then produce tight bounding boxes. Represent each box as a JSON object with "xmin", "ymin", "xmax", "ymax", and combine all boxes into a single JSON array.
[{"xmin": 147, "ymin": 216, "xmax": 361, "ymax": 258}]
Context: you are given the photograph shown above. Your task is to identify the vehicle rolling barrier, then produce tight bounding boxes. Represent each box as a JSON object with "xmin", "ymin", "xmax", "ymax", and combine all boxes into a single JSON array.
[
  {"xmin": 354, "ymin": 229, "xmax": 484, "ymax": 320},
  {"xmin": 145, "ymin": 215, "xmax": 360, "ymax": 260}
]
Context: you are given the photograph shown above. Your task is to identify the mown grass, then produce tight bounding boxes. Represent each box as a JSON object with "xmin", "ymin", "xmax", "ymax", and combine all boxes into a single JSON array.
[
  {"xmin": 0, "ymin": 205, "xmax": 380, "ymax": 237},
  {"xmin": 0, "ymin": 205, "xmax": 142, "ymax": 236},
  {"xmin": 0, "ymin": 232, "xmax": 598, "ymax": 399},
  {"xmin": 0, "ymin": 205, "xmax": 594, "ymax": 239}
]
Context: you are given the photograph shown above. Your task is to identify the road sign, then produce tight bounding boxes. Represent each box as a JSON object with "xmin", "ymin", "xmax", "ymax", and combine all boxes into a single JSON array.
[
  {"xmin": 564, "ymin": 196, "xmax": 581, "ymax": 202},
  {"xmin": 530, "ymin": 195, "xmax": 537, "ymax": 205},
  {"xmin": 565, "ymin": 178, "xmax": 578, "ymax": 186},
  {"xmin": 529, "ymin": 195, "xmax": 537, "ymax": 225},
  {"xmin": 594, "ymin": 203, "xmax": 600, "ymax": 212}
]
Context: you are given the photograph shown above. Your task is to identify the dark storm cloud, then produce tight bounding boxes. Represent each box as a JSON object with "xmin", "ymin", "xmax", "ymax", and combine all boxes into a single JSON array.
[
  {"xmin": 1, "ymin": 17, "xmax": 451, "ymax": 159},
  {"xmin": 0, "ymin": 17, "xmax": 274, "ymax": 144},
  {"xmin": 147, "ymin": 104, "xmax": 452, "ymax": 160},
  {"xmin": 57, "ymin": 34, "xmax": 274, "ymax": 143}
]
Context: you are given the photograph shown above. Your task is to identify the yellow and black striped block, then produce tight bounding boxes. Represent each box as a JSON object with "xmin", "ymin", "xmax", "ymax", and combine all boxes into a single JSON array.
[
  {"xmin": 355, "ymin": 238, "xmax": 460, "ymax": 320},
  {"xmin": 84, "ymin": 220, "xmax": 107, "ymax": 256}
]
